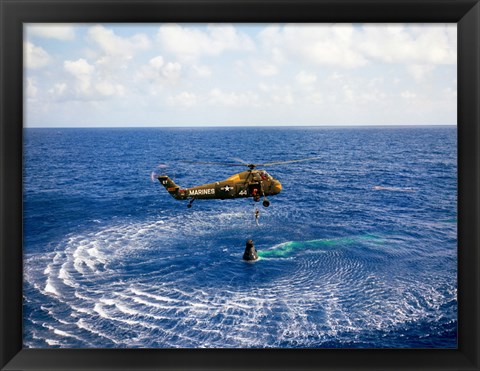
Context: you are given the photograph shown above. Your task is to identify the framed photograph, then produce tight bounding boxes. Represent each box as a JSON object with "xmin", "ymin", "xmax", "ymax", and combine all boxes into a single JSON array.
[{"xmin": 1, "ymin": 0, "xmax": 479, "ymax": 370}]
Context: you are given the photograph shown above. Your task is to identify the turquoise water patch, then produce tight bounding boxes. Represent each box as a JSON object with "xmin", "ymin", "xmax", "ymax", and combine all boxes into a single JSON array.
[{"xmin": 258, "ymin": 234, "xmax": 384, "ymax": 258}]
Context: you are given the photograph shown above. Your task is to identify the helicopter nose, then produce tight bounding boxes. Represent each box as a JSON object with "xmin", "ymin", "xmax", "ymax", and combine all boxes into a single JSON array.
[{"xmin": 273, "ymin": 181, "xmax": 282, "ymax": 194}]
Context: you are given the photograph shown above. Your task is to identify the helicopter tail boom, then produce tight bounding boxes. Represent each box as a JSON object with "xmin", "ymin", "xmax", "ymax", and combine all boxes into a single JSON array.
[{"xmin": 157, "ymin": 175, "xmax": 183, "ymax": 199}]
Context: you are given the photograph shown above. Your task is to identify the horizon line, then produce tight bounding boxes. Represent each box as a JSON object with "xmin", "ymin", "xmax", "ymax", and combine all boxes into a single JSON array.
[{"xmin": 25, "ymin": 124, "xmax": 458, "ymax": 129}]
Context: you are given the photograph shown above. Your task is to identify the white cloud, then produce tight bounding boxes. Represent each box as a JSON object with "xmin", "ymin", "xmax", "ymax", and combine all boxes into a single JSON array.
[
  {"xmin": 167, "ymin": 91, "xmax": 198, "ymax": 107},
  {"xmin": 257, "ymin": 83, "xmax": 294, "ymax": 106},
  {"xmin": 258, "ymin": 25, "xmax": 286, "ymax": 65},
  {"xmin": 308, "ymin": 92, "xmax": 323, "ymax": 104},
  {"xmin": 293, "ymin": 25, "xmax": 367, "ymax": 68},
  {"xmin": 64, "ymin": 58, "xmax": 95, "ymax": 76},
  {"xmin": 443, "ymin": 87, "xmax": 457, "ymax": 98},
  {"xmin": 296, "ymin": 71, "xmax": 317, "ymax": 85},
  {"xmin": 149, "ymin": 56, "xmax": 164, "ymax": 69},
  {"xmin": 330, "ymin": 72, "xmax": 344, "ymax": 81},
  {"xmin": 342, "ymin": 84, "xmax": 355, "ymax": 103},
  {"xmin": 407, "ymin": 64, "xmax": 435, "ymax": 81},
  {"xmin": 28, "ymin": 24, "xmax": 75, "ymax": 41},
  {"xmin": 358, "ymin": 24, "xmax": 456, "ymax": 65},
  {"xmin": 192, "ymin": 65, "xmax": 212, "ymax": 77},
  {"xmin": 26, "ymin": 77, "xmax": 38, "ymax": 99},
  {"xmin": 257, "ymin": 23, "xmax": 456, "ymax": 72},
  {"xmin": 271, "ymin": 24, "xmax": 368, "ymax": 68},
  {"xmin": 162, "ymin": 62, "xmax": 182, "ymax": 80},
  {"xmin": 157, "ymin": 24, "xmax": 255, "ymax": 62},
  {"xmin": 401, "ymin": 90, "xmax": 417, "ymax": 99},
  {"xmin": 28, "ymin": 26, "xmax": 152, "ymax": 104},
  {"xmin": 168, "ymin": 88, "xmax": 259, "ymax": 108},
  {"xmin": 277, "ymin": 91, "xmax": 294, "ymax": 106},
  {"xmin": 48, "ymin": 83, "xmax": 67, "ymax": 98},
  {"xmin": 208, "ymin": 88, "xmax": 258, "ymax": 107},
  {"xmin": 317, "ymin": 76, "xmax": 387, "ymax": 107},
  {"xmin": 64, "ymin": 58, "xmax": 95, "ymax": 96},
  {"xmin": 137, "ymin": 56, "xmax": 182, "ymax": 86},
  {"xmin": 95, "ymin": 81, "xmax": 125, "ymax": 97},
  {"xmin": 251, "ymin": 60, "xmax": 279, "ymax": 76},
  {"xmin": 63, "ymin": 58, "xmax": 126, "ymax": 99},
  {"xmin": 88, "ymin": 25, "xmax": 150, "ymax": 59},
  {"xmin": 24, "ymin": 41, "xmax": 50, "ymax": 69}
]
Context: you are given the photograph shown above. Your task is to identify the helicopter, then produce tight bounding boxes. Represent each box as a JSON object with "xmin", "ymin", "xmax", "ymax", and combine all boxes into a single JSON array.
[{"xmin": 156, "ymin": 157, "xmax": 318, "ymax": 208}]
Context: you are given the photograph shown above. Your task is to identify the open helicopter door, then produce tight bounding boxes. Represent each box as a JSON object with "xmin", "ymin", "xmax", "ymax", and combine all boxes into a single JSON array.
[{"xmin": 248, "ymin": 183, "xmax": 262, "ymax": 200}]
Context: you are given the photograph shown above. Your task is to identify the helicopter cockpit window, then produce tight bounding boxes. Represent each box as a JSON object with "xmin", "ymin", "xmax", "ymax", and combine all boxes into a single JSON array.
[{"xmin": 260, "ymin": 171, "xmax": 271, "ymax": 180}]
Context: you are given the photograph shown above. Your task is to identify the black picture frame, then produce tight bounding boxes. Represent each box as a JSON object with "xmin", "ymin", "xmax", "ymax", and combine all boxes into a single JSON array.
[{"xmin": 1, "ymin": 0, "xmax": 479, "ymax": 370}]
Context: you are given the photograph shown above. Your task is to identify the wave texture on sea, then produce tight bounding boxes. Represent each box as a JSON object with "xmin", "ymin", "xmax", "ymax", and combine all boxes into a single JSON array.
[{"xmin": 23, "ymin": 127, "xmax": 457, "ymax": 348}]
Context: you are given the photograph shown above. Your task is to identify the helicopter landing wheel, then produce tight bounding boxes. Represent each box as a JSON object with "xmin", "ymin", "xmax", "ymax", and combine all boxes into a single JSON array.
[
  {"xmin": 262, "ymin": 199, "xmax": 270, "ymax": 207},
  {"xmin": 187, "ymin": 199, "xmax": 195, "ymax": 208}
]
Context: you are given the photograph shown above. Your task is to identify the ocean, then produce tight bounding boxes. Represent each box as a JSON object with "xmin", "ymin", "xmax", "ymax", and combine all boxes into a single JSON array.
[{"xmin": 23, "ymin": 126, "xmax": 457, "ymax": 348}]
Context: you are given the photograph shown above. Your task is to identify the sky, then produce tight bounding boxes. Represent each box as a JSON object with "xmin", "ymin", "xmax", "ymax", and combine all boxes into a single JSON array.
[{"xmin": 24, "ymin": 23, "xmax": 457, "ymax": 128}]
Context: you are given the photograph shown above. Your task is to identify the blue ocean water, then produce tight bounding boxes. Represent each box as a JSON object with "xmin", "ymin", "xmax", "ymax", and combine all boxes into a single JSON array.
[{"xmin": 23, "ymin": 126, "xmax": 457, "ymax": 348}]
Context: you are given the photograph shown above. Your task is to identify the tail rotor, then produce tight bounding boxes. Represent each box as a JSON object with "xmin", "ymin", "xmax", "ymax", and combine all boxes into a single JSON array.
[{"xmin": 150, "ymin": 163, "xmax": 169, "ymax": 182}]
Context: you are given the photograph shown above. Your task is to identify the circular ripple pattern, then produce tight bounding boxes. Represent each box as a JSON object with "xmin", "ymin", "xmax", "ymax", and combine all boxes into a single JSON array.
[{"xmin": 24, "ymin": 210, "xmax": 456, "ymax": 348}]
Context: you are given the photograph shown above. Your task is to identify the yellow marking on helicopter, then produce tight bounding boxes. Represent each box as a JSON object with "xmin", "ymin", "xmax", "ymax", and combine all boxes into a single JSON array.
[{"xmin": 227, "ymin": 174, "xmax": 241, "ymax": 181}]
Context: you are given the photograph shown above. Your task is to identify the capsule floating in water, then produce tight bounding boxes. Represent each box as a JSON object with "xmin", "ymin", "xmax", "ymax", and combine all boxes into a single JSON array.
[{"xmin": 243, "ymin": 239, "xmax": 258, "ymax": 261}]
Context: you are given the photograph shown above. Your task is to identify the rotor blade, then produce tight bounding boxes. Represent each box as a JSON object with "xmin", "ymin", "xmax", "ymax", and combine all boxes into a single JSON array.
[
  {"xmin": 150, "ymin": 164, "xmax": 169, "ymax": 182},
  {"xmin": 150, "ymin": 171, "xmax": 157, "ymax": 182},
  {"xmin": 259, "ymin": 157, "xmax": 320, "ymax": 167},
  {"xmin": 180, "ymin": 160, "xmax": 247, "ymax": 167},
  {"xmin": 232, "ymin": 157, "xmax": 249, "ymax": 165}
]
